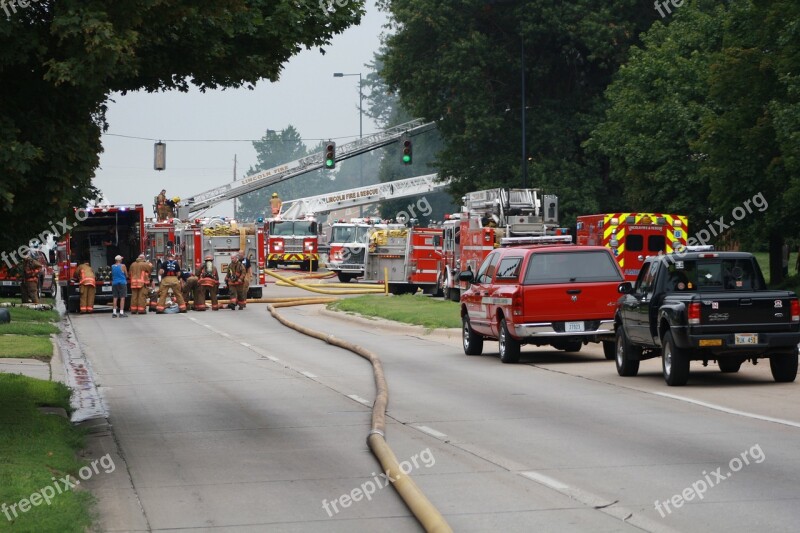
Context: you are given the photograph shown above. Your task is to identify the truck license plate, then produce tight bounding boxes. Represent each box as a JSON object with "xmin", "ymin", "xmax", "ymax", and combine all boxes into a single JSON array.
[
  {"xmin": 565, "ymin": 321, "xmax": 585, "ymax": 333},
  {"xmin": 735, "ymin": 333, "xmax": 757, "ymax": 345},
  {"xmin": 101, "ymin": 285, "xmax": 112, "ymax": 292},
  {"xmin": 1, "ymin": 281, "xmax": 14, "ymax": 286}
]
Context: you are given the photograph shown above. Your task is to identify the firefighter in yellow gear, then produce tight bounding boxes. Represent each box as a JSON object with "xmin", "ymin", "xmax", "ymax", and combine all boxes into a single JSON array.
[
  {"xmin": 270, "ymin": 192, "xmax": 282, "ymax": 216},
  {"xmin": 225, "ymin": 253, "xmax": 247, "ymax": 310},
  {"xmin": 72, "ymin": 258, "xmax": 96, "ymax": 313},
  {"xmin": 195, "ymin": 255, "xmax": 220, "ymax": 311},
  {"xmin": 155, "ymin": 190, "xmax": 169, "ymax": 220},
  {"xmin": 181, "ymin": 270, "xmax": 199, "ymax": 310},
  {"xmin": 21, "ymin": 255, "xmax": 43, "ymax": 304},
  {"xmin": 128, "ymin": 254, "xmax": 152, "ymax": 314},
  {"xmin": 156, "ymin": 253, "xmax": 186, "ymax": 313},
  {"xmin": 239, "ymin": 249, "xmax": 253, "ymax": 300}
]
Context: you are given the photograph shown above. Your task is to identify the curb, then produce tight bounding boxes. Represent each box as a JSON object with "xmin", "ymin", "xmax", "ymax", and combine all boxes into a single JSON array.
[{"xmin": 318, "ymin": 307, "xmax": 462, "ymax": 341}]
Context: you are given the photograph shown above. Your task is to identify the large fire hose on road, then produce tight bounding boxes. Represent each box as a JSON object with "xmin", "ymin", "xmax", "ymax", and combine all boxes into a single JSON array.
[{"xmin": 266, "ymin": 298, "xmax": 453, "ymax": 533}]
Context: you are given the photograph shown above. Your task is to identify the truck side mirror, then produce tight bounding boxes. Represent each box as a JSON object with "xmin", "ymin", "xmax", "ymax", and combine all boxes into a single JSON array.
[
  {"xmin": 458, "ymin": 270, "xmax": 474, "ymax": 283},
  {"xmin": 618, "ymin": 281, "xmax": 633, "ymax": 294}
]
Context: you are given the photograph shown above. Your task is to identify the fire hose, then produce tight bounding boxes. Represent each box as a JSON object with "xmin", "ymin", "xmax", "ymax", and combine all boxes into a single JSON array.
[{"xmin": 266, "ymin": 297, "xmax": 453, "ymax": 533}]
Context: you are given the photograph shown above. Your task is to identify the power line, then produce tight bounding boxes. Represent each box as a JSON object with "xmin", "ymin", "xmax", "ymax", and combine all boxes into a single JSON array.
[{"xmin": 104, "ymin": 133, "xmax": 364, "ymax": 143}]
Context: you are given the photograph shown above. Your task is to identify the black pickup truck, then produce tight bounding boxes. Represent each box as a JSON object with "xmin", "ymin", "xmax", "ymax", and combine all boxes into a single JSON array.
[{"xmin": 615, "ymin": 251, "xmax": 800, "ymax": 385}]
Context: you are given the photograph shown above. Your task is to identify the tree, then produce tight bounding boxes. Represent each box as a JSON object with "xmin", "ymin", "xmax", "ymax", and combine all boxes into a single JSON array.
[
  {"xmin": 0, "ymin": 0, "xmax": 364, "ymax": 253},
  {"xmin": 377, "ymin": 0, "xmax": 659, "ymax": 226}
]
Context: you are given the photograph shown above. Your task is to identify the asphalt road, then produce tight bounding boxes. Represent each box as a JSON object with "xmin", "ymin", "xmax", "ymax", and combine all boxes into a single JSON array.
[{"xmin": 71, "ymin": 286, "xmax": 800, "ymax": 532}]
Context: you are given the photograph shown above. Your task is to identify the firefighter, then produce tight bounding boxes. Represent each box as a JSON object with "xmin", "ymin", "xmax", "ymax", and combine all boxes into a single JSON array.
[
  {"xmin": 72, "ymin": 257, "xmax": 96, "ymax": 313},
  {"xmin": 156, "ymin": 252, "xmax": 186, "ymax": 313},
  {"xmin": 181, "ymin": 269, "xmax": 199, "ymax": 310},
  {"xmin": 239, "ymin": 249, "xmax": 253, "ymax": 300},
  {"xmin": 21, "ymin": 254, "xmax": 43, "ymax": 304},
  {"xmin": 129, "ymin": 254, "xmax": 152, "ymax": 314},
  {"xmin": 155, "ymin": 189, "xmax": 168, "ymax": 220},
  {"xmin": 225, "ymin": 253, "xmax": 246, "ymax": 310},
  {"xmin": 270, "ymin": 192, "xmax": 282, "ymax": 216},
  {"xmin": 195, "ymin": 255, "xmax": 220, "ymax": 311}
]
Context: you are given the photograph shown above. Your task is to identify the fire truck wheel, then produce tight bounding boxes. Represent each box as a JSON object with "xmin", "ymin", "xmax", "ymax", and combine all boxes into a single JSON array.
[
  {"xmin": 602, "ymin": 341, "xmax": 616, "ymax": 360},
  {"xmin": 498, "ymin": 317, "xmax": 521, "ymax": 363},
  {"xmin": 462, "ymin": 315, "xmax": 483, "ymax": 356},
  {"xmin": 337, "ymin": 272, "xmax": 353, "ymax": 283},
  {"xmin": 447, "ymin": 287, "xmax": 460, "ymax": 302},
  {"xmin": 67, "ymin": 297, "xmax": 80, "ymax": 314},
  {"xmin": 267, "ymin": 260, "xmax": 277, "ymax": 269}
]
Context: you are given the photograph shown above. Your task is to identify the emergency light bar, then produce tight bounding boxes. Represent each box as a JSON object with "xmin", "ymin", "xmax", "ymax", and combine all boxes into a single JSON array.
[{"xmin": 500, "ymin": 235, "xmax": 573, "ymax": 247}]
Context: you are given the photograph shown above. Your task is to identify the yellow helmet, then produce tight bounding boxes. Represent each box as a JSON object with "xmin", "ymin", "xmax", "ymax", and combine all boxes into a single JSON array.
[
  {"xmin": 272, "ymin": 193, "xmax": 278, "ymax": 198},
  {"xmin": 172, "ymin": 196, "xmax": 181, "ymax": 203}
]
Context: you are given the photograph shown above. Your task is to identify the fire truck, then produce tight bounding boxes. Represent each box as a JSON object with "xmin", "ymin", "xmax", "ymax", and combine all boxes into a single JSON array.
[
  {"xmin": 439, "ymin": 188, "xmax": 562, "ymax": 301},
  {"xmin": 266, "ymin": 216, "xmax": 321, "ymax": 271},
  {"xmin": 57, "ymin": 204, "xmax": 146, "ymax": 312},
  {"xmin": 277, "ymin": 173, "xmax": 451, "ymax": 282},
  {"xmin": 576, "ymin": 212, "xmax": 688, "ymax": 281},
  {"xmin": 145, "ymin": 218, "xmax": 266, "ymax": 298}
]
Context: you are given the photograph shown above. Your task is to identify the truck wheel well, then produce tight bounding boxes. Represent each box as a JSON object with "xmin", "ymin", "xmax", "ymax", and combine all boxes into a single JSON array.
[{"xmin": 659, "ymin": 318, "xmax": 670, "ymax": 340}]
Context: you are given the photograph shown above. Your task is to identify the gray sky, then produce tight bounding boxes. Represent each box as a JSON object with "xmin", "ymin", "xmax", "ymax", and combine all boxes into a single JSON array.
[{"xmin": 94, "ymin": 2, "xmax": 387, "ymax": 219}]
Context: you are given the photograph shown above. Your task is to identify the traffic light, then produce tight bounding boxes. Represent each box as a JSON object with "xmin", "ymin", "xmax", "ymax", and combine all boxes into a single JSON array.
[
  {"xmin": 402, "ymin": 138, "xmax": 412, "ymax": 165},
  {"xmin": 324, "ymin": 142, "xmax": 336, "ymax": 169}
]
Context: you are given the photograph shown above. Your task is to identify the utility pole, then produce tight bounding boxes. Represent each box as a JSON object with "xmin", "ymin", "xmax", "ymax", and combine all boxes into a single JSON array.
[
  {"xmin": 232, "ymin": 154, "xmax": 238, "ymax": 217},
  {"xmin": 521, "ymin": 37, "xmax": 527, "ymax": 189}
]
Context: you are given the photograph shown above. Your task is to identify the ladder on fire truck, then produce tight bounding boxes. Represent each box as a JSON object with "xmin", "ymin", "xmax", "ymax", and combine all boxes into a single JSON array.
[
  {"xmin": 280, "ymin": 174, "xmax": 450, "ymax": 218},
  {"xmin": 182, "ymin": 119, "xmax": 437, "ymax": 216}
]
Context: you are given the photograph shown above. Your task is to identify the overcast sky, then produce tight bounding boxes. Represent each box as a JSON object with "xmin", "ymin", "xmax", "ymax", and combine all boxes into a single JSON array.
[{"xmin": 94, "ymin": 2, "xmax": 388, "ymax": 218}]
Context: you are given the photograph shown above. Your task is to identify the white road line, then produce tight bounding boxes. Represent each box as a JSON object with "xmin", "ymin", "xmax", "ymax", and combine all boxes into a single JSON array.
[
  {"xmin": 347, "ymin": 394, "xmax": 371, "ymax": 406},
  {"xmin": 266, "ymin": 356, "xmax": 279, "ymax": 362},
  {"xmin": 187, "ymin": 317, "xmax": 198, "ymax": 322},
  {"xmin": 654, "ymin": 392, "xmax": 800, "ymax": 429},
  {"xmin": 220, "ymin": 332, "xmax": 231, "ymax": 338},
  {"xmin": 240, "ymin": 342, "xmax": 251, "ymax": 347},
  {"xmin": 301, "ymin": 371, "xmax": 317, "ymax": 379},
  {"xmin": 204, "ymin": 324, "xmax": 213, "ymax": 329},
  {"xmin": 414, "ymin": 425, "xmax": 448, "ymax": 439}
]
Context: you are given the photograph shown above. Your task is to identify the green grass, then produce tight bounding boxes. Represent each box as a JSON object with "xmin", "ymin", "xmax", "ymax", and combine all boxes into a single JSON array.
[
  {"xmin": 0, "ymin": 374, "xmax": 93, "ymax": 532},
  {"xmin": 328, "ymin": 294, "xmax": 461, "ymax": 329},
  {"xmin": 0, "ymin": 298, "xmax": 59, "ymax": 324},
  {"xmin": 0, "ymin": 335, "xmax": 54, "ymax": 359},
  {"xmin": 0, "ymin": 322, "xmax": 60, "ymax": 336}
]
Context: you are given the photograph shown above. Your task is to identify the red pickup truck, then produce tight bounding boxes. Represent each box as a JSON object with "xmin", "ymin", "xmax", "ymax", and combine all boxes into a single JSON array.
[{"xmin": 459, "ymin": 245, "xmax": 625, "ymax": 363}]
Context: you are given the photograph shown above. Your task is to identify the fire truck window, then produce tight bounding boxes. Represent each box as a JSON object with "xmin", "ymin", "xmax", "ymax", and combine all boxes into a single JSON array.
[
  {"xmin": 648, "ymin": 235, "xmax": 666, "ymax": 252},
  {"xmin": 496, "ymin": 257, "xmax": 522, "ymax": 280},
  {"xmin": 626, "ymin": 235, "xmax": 643, "ymax": 252}
]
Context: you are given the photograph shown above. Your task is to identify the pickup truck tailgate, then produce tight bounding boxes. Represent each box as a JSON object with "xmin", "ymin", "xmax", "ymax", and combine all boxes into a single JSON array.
[
  {"xmin": 523, "ymin": 282, "xmax": 619, "ymax": 322},
  {"xmin": 699, "ymin": 292, "xmax": 796, "ymax": 326}
]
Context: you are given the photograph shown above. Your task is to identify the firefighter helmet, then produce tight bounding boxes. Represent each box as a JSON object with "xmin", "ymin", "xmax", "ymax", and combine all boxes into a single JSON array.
[
  {"xmin": 204, "ymin": 255, "xmax": 213, "ymax": 261},
  {"xmin": 272, "ymin": 193, "xmax": 278, "ymax": 198},
  {"xmin": 172, "ymin": 196, "xmax": 181, "ymax": 203}
]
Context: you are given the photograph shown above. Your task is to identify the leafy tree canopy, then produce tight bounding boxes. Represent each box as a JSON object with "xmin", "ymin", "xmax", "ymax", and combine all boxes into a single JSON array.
[{"xmin": 0, "ymin": 0, "xmax": 364, "ymax": 253}]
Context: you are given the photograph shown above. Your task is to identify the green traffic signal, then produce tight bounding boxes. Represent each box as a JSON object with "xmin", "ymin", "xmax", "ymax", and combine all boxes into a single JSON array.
[
  {"xmin": 402, "ymin": 139, "xmax": 412, "ymax": 165},
  {"xmin": 324, "ymin": 142, "xmax": 336, "ymax": 169}
]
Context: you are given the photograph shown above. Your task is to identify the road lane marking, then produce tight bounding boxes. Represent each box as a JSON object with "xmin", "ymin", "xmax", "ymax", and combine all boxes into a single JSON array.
[
  {"xmin": 414, "ymin": 425, "xmax": 448, "ymax": 439},
  {"xmin": 240, "ymin": 342, "xmax": 251, "ymax": 347},
  {"xmin": 654, "ymin": 392, "xmax": 800, "ymax": 429},
  {"xmin": 347, "ymin": 394, "xmax": 371, "ymax": 406},
  {"xmin": 301, "ymin": 371, "xmax": 317, "ymax": 379}
]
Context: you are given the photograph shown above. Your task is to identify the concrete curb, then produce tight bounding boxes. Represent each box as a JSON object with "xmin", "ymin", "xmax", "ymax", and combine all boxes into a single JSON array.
[{"xmin": 318, "ymin": 307, "xmax": 462, "ymax": 341}]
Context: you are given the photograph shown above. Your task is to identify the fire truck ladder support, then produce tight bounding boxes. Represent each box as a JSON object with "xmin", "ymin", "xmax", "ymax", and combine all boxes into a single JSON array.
[
  {"xmin": 264, "ymin": 290, "xmax": 453, "ymax": 533},
  {"xmin": 184, "ymin": 119, "xmax": 437, "ymax": 216},
  {"xmin": 281, "ymin": 173, "xmax": 450, "ymax": 218}
]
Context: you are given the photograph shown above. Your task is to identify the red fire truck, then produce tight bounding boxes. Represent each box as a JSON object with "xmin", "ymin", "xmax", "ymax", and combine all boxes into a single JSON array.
[
  {"xmin": 145, "ymin": 218, "xmax": 266, "ymax": 298},
  {"xmin": 57, "ymin": 204, "xmax": 146, "ymax": 313},
  {"xmin": 266, "ymin": 216, "xmax": 321, "ymax": 271},
  {"xmin": 576, "ymin": 212, "xmax": 688, "ymax": 281},
  {"xmin": 439, "ymin": 188, "xmax": 562, "ymax": 301}
]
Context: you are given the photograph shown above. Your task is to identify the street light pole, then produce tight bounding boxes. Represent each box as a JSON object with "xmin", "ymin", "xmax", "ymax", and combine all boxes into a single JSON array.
[
  {"xmin": 521, "ymin": 36, "xmax": 527, "ymax": 189},
  {"xmin": 333, "ymin": 72, "xmax": 364, "ymax": 215}
]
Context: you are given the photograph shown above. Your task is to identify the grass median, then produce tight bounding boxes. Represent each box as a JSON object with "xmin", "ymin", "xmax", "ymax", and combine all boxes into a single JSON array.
[
  {"xmin": 0, "ymin": 298, "xmax": 60, "ymax": 360},
  {"xmin": 328, "ymin": 294, "xmax": 461, "ymax": 329},
  {"xmin": 0, "ymin": 374, "xmax": 93, "ymax": 531}
]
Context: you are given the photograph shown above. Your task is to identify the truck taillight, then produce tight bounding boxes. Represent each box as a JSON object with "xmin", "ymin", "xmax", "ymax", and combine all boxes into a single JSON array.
[
  {"xmin": 688, "ymin": 302, "xmax": 701, "ymax": 325},
  {"xmin": 512, "ymin": 290, "xmax": 523, "ymax": 316},
  {"xmin": 792, "ymin": 299, "xmax": 800, "ymax": 322}
]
